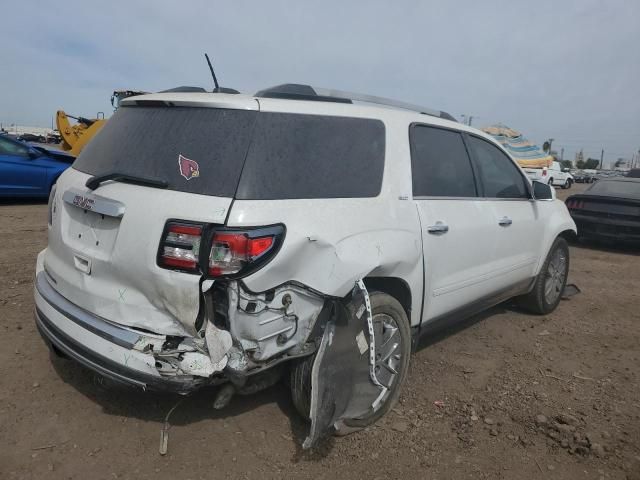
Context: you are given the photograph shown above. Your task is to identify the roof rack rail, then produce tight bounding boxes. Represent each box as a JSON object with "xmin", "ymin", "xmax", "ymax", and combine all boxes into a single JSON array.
[{"xmin": 255, "ymin": 84, "xmax": 457, "ymax": 121}]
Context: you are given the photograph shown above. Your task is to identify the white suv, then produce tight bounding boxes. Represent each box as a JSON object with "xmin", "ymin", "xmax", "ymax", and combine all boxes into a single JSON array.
[{"xmin": 34, "ymin": 85, "xmax": 576, "ymax": 448}]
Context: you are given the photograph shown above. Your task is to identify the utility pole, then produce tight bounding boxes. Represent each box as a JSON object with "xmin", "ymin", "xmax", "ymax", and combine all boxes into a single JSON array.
[
  {"xmin": 560, "ymin": 148, "xmax": 564, "ymax": 161},
  {"xmin": 600, "ymin": 149, "xmax": 604, "ymax": 169},
  {"xmin": 460, "ymin": 114, "xmax": 475, "ymax": 126}
]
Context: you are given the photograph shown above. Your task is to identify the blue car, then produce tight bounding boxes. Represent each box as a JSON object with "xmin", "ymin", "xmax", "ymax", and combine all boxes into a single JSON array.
[{"xmin": 0, "ymin": 134, "xmax": 74, "ymax": 198}]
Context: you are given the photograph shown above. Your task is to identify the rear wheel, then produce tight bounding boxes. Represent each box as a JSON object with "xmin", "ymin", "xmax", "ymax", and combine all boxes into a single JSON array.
[
  {"xmin": 517, "ymin": 237, "xmax": 569, "ymax": 314},
  {"xmin": 289, "ymin": 292, "xmax": 411, "ymax": 428},
  {"xmin": 548, "ymin": 177, "xmax": 554, "ymax": 187}
]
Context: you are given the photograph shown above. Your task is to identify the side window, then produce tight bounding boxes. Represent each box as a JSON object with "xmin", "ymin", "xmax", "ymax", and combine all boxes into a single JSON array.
[
  {"xmin": 466, "ymin": 136, "xmax": 529, "ymax": 199},
  {"xmin": 410, "ymin": 125, "xmax": 477, "ymax": 197},
  {"xmin": 0, "ymin": 137, "xmax": 29, "ymax": 157}
]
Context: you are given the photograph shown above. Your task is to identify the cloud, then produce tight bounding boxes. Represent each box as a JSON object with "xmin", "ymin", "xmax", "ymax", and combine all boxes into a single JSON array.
[{"xmin": 1, "ymin": 0, "xmax": 638, "ymax": 163}]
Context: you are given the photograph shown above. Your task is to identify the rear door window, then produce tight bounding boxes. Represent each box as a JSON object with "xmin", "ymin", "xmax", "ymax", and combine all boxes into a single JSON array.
[
  {"xmin": 466, "ymin": 135, "xmax": 529, "ymax": 199},
  {"xmin": 235, "ymin": 113, "xmax": 385, "ymax": 199},
  {"xmin": 410, "ymin": 125, "xmax": 477, "ymax": 197}
]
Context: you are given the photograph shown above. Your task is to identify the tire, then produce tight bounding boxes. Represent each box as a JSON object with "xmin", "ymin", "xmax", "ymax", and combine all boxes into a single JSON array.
[
  {"xmin": 289, "ymin": 292, "xmax": 412, "ymax": 428},
  {"xmin": 517, "ymin": 237, "xmax": 570, "ymax": 315},
  {"xmin": 562, "ymin": 179, "xmax": 571, "ymax": 189},
  {"xmin": 548, "ymin": 178, "xmax": 554, "ymax": 187},
  {"xmin": 289, "ymin": 354, "xmax": 313, "ymax": 422}
]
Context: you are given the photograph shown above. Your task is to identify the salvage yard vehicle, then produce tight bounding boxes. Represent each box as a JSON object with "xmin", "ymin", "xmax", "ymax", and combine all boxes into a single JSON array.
[
  {"xmin": 0, "ymin": 134, "xmax": 74, "ymax": 198},
  {"xmin": 33, "ymin": 84, "xmax": 576, "ymax": 448},
  {"xmin": 524, "ymin": 161, "xmax": 574, "ymax": 189},
  {"xmin": 566, "ymin": 177, "xmax": 640, "ymax": 244}
]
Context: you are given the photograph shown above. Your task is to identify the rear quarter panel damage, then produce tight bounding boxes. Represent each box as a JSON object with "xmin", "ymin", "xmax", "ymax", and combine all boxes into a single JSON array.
[{"xmin": 226, "ymin": 197, "xmax": 423, "ymax": 326}]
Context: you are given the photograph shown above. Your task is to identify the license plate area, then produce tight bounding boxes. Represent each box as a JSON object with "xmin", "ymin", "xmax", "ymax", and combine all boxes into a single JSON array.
[{"xmin": 63, "ymin": 204, "xmax": 122, "ymax": 258}]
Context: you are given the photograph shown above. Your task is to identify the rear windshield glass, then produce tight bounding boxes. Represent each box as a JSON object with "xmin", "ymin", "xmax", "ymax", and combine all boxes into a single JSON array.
[
  {"xmin": 587, "ymin": 180, "xmax": 640, "ymax": 199},
  {"xmin": 73, "ymin": 106, "xmax": 385, "ymax": 199},
  {"xmin": 73, "ymin": 106, "xmax": 257, "ymax": 198}
]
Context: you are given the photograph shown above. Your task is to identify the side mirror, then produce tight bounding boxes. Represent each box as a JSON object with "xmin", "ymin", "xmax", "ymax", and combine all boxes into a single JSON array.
[{"xmin": 532, "ymin": 180, "xmax": 553, "ymax": 200}]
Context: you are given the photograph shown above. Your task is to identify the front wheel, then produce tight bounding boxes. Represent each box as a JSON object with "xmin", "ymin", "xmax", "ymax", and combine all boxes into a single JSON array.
[
  {"xmin": 517, "ymin": 237, "xmax": 569, "ymax": 314},
  {"xmin": 548, "ymin": 177, "xmax": 554, "ymax": 187}
]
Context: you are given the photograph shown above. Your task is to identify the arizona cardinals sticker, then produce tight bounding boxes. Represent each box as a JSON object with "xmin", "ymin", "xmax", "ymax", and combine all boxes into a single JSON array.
[{"xmin": 178, "ymin": 154, "xmax": 200, "ymax": 180}]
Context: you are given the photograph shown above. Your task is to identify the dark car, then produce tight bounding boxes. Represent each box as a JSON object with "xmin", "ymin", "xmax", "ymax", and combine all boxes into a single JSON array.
[
  {"xmin": 0, "ymin": 135, "xmax": 74, "ymax": 198},
  {"xmin": 565, "ymin": 178, "xmax": 640, "ymax": 244},
  {"xmin": 628, "ymin": 169, "xmax": 640, "ymax": 178},
  {"xmin": 17, "ymin": 133, "xmax": 47, "ymax": 143}
]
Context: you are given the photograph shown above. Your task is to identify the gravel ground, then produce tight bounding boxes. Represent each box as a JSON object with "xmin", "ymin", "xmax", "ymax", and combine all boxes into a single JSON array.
[{"xmin": 1, "ymin": 183, "xmax": 639, "ymax": 479}]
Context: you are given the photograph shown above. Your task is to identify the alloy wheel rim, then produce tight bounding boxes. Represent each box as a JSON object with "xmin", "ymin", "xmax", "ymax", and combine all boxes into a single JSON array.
[
  {"xmin": 372, "ymin": 313, "xmax": 403, "ymax": 396},
  {"xmin": 544, "ymin": 248, "xmax": 567, "ymax": 304}
]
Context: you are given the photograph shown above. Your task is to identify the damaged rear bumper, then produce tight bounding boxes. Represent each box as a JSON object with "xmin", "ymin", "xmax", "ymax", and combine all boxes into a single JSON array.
[
  {"xmin": 35, "ymin": 308, "xmax": 208, "ymax": 393},
  {"xmin": 34, "ymin": 271, "xmax": 215, "ymax": 393}
]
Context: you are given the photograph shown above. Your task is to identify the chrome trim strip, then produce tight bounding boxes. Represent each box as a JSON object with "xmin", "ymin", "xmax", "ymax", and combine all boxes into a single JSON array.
[
  {"xmin": 35, "ymin": 272, "xmax": 140, "ymax": 348},
  {"xmin": 62, "ymin": 188, "xmax": 126, "ymax": 218}
]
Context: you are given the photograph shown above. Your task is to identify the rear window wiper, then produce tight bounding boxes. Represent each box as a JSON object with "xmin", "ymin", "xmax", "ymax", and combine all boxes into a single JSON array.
[{"xmin": 86, "ymin": 172, "xmax": 169, "ymax": 191}]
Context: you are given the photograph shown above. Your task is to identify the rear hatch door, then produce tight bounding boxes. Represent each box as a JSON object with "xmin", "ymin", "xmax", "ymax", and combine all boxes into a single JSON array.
[{"xmin": 44, "ymin": 97, "xmax": 259, "ymax": 336}]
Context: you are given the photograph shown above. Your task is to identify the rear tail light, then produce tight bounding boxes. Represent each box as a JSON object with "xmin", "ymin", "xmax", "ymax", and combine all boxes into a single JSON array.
[
  {"xmin": 566, "ymin": 199, "xmax": 585, "ymax": 210},
  {"xmin": 159, "ymin": 223, "xmax": 203, "ymax": 272},
  {"xmin": 209, "ymin": 233, "xmax": 275, "ymax": 277},
  {"xmin": 542, "ymin": 168, "xmax": 548, "ymax": 177},
  {"xmin": 47, "ymin": 184, "xmax": 57, "ymax": 226},
  {"xmin": 158, "ymin": 221, "xmax": 284, "ymax": 278}
]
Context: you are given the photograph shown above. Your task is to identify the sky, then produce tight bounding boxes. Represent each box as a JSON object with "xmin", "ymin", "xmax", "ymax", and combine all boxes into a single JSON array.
[{"xmin": 1, "ymin": 0, "xmax": 638, "ymax": 167}]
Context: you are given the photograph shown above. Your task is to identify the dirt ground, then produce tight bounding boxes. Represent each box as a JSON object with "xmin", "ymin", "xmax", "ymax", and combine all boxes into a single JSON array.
[{"xmin": 1, "ymin": 183, "xmax": 639, "ymax": 480}]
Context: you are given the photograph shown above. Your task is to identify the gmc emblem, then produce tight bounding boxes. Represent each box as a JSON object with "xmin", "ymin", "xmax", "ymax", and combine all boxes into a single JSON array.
[{"xmin": 73, "ymin": 195, "xmax": 95, "ymax": 210}]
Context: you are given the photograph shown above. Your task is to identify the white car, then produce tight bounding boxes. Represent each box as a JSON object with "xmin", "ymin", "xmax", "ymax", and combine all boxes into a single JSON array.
[
  {"xmin": 34, "ymin": 85, "xmax": 576, "ymax": 448},
  {"xmin": 524, "ymin": 161, "xmax": 574, "ymax": 189}
]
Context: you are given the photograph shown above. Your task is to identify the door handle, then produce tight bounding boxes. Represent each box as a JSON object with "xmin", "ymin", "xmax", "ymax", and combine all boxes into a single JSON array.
[
  {"xmin": 427, "ymin": 222, "xmax": 449, "ymax": 234},
  {"xmin": 498, "ymin": 216, "xmax": 513, "ymax": 227}
]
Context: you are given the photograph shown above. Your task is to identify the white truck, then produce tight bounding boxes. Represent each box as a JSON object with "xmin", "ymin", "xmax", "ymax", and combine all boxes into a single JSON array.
[{"xmin": 524, "ymin": 161, "xmax": 574, "ymax": 189}]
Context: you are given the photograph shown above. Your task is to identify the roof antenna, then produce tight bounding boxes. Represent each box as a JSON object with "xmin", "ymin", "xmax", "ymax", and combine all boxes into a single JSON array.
[{"xmin": 204, "ymin": 53, "xmax": 220, "ymax": 91}]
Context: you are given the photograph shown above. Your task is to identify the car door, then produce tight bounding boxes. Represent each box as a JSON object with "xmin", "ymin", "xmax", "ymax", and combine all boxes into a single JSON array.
[
  {"xmin": 0, "ymin": 137, "xmax": 46, "ymax": 195},
  {"xmin": 465, "ymin": 134, "xmax": 542, "ymax": 290},
  {"xmin": 411, "ymin": 125, "xmax": 499, "ymax": 322}
]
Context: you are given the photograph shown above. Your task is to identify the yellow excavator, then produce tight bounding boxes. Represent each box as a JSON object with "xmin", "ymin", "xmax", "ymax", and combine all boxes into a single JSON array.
[{"xmin": 56, "ymin": 90, "xmax": 147, "ymax": 157}]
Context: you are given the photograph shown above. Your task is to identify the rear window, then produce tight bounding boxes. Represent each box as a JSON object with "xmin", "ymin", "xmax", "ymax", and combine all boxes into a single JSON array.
[
  {"xmin": 73, "ymin": 106, "xmax": 385, "ymax": 199},
  {"xmin": 587, "ymin": 180, "xmax": 640, "ymax": 199},
  {"xmin": 73, "ymin": 106, "xmax": 256, "ymax": 198}
]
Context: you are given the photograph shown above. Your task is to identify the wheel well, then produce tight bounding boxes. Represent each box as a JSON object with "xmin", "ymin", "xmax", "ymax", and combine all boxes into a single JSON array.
[
  {"xmin": 558, "ymin": 229, "xmax": 577, "ymax": 242},
  {"xmin": 363, "ymin": 277, "xmax": 412, "ymax": 319}
]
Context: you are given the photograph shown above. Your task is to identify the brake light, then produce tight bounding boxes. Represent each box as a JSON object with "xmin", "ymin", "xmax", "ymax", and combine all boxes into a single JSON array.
[
  {"xmin": 159, "ymin": 222, "xmax": 203, "ymax": 272},
  {"xmin": 209, "ymin": 233, "xmax": 275, "ymax": 277},
  {"xmin": 158, "ymin": 222, "xmax": 284, "ymax": 278},
  {"xmin": 566, "ymin": 199, "xmax": 584, "ymax": 209},
  {"xmin": 542, "ymin": 168, "xmax": 547, "ymax": 177}
]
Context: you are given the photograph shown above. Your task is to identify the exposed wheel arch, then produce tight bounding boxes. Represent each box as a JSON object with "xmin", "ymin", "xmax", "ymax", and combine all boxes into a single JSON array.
[
  {"xmin": 558, "ymin": 228, "xmax": 578, "ymax": 243},
  {"xmin": 363, "ymin": 277, "xmax": 412, "ymax": 320}
]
